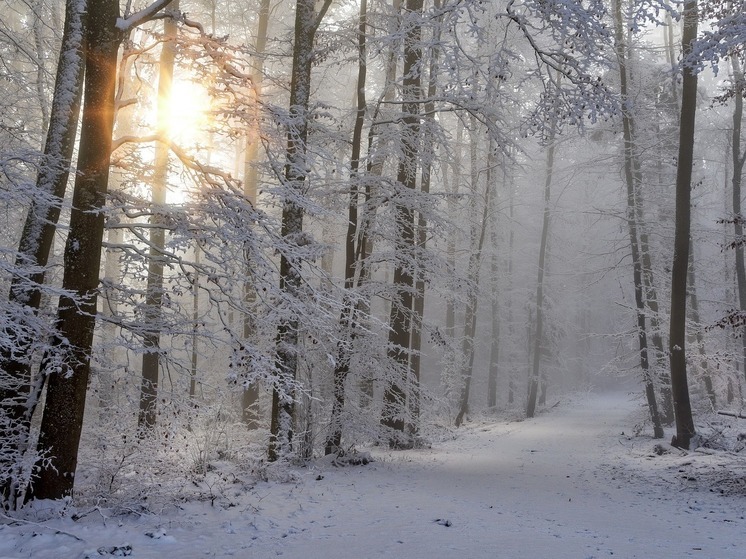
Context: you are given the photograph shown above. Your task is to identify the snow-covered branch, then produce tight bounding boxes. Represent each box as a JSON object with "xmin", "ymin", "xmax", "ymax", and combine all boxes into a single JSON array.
[{"xmin": 116, "ymin": 0, "xmax": 175, "ymax": 32}]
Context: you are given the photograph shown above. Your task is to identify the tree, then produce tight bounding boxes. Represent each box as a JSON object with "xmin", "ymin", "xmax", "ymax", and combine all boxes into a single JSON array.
[
  {"xmin": 325, "ymin": 0, "xmax": 369, "ymax": 456},
  {"xmin": 240, "ymin": 0, "xmax": 271, "ymax": 429},
  {"xmin": 380, "ymin": 0, "xmax": 424, "ymax": 448},
  {"xmin": 0, "ymin": 0, "xmax": 87, "ymax": 510},
  {"xmin": 268, "ymin": 0, "xmax": 333, "ymax": 462},
  {"xmin": 728, "ymin": 55, "xmax": 746, "ymax": 381},
  {"xmin": 612, "ymin": 0, "xmax": 663, "ymax": 438},
  {"xmin": 29, "ymin": 0, "xmax": 176, "ymax": 501},
  {"xmin": 454, "ymin": 124, "xmax": 492, "ymax": 427},
  {"xmin": 138, "ymin": 0, "xmax": 179, "ymax": 434},
  {"xmin": 668, "ymin": 0, "xmax": 698, "ymax": 449},
  {"xmin": 526, "ymin": 107, "xmax": 556, "ymax": 420}
]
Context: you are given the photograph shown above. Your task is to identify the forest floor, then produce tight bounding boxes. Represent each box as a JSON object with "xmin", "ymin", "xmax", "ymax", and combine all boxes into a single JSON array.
[{"xmin": 2, "ymin": 391, "xmax": 746, "ymax": 558}]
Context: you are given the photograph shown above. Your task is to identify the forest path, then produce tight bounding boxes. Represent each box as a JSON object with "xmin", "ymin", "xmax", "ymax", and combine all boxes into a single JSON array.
[
  {"xmin": 244, "ymin": 391, "xmax": 745, "ymax": 559},
  {"xmin": 3, "ymin": 392, "xmax": 745, "ymax": 559}
]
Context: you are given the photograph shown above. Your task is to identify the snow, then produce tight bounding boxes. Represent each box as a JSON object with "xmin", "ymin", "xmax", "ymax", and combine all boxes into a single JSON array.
[{"xmin": 2, "ymin": 392, "xmax": 745, "ymax": 558}]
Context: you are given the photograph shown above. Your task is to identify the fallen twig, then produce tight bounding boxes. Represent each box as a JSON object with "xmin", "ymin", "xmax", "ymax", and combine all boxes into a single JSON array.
[{"xmin": 717, "ymin": 411, "xmax": 746, "ymax": 420}]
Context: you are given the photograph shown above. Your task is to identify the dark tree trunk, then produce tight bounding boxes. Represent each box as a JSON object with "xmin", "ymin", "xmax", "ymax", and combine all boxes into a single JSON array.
[
  {"xmin": 325, "ymin": 0, "xmax": 368, "ymax": 456},
  {"xmin": 612, "ymin": 0, "xmax": 663, "ymax": 438},
  {"xmin": 269, "ymin": 0, "xmax": 332, "ymax": 461},
  {"xmin": 668, "ymin": 0, "xmax": 698, "ymax": 449},
  {"xmin": 30, "ymin": 0, "xmax": 122, "ymax": 500},
  {"xmin": 687, "ymin": 242, "xmax": 717, "ymax": 408},
  {"xmin": 409, "ymin": 0, "xmax": 442, "ymax": 434},
  {"xmin": 487, "ymin": 160, "xmax": 501, "ymax": 409},
  {"xmin": 380, "ymin": 0, "xmax": 423, "ymax": 447},
  {"xmin": 454, "ymin": 154, "xmax": 491, "ymax": 427},
  {"xmin": 730, "ymin": 56, "xmax": 746, "ymax": 384},
  {"xmin": 0, "ymin": 0, "xmax": 87, "ymax": 509},
  {"xmin": 526, "ymin": 127, "xmax": 555, "ymax": 419}
]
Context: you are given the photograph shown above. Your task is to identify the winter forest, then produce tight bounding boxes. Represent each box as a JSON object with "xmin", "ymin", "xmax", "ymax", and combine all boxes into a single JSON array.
[{"xmin": 1, "ymin": 0, "xmax": 746, "ymax": 556}]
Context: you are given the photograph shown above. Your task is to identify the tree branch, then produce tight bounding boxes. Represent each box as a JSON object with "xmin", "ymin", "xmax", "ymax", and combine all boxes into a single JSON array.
[{"xmin": 116, "ymin": 0, "xmax": 175, "ymax": 31}]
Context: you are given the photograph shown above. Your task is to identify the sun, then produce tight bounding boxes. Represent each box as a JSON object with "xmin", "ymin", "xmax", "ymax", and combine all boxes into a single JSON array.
[{"xmin": 160, "ymin": 78, "xmax": 212, "ymax": 147}]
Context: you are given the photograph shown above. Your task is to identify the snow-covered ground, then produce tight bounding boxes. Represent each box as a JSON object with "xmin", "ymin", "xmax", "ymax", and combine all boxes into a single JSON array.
[{"xmin": 2, "ymin": 392, "xmax": 745, "ymax": 559}]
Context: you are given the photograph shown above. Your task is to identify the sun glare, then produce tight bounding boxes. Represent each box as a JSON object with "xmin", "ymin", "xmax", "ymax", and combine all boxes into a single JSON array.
[{"xmin": 161, "ymin": 79, "xmax": 212, "ymax": 146}]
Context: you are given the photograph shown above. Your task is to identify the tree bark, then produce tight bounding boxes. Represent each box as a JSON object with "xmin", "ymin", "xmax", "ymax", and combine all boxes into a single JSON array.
[
  {"xmin": 409, "ymin": 0, "xmax": 442, "ymax": 435},
  {"xmin": 730, "ymin": 56, "xmax": 746, "ymax": 384},
  {"xmin": 240, "ymin": 0, "xmax": 271, "ymax": 429},
  {"xmin": 612, "ymin": 0, "xmax": 664, "ymax": 438},
  {"xmin": 455, "ymin": 137, "xmax": 491, "ymax": 427},
  {"xmin": 687, "ymin": 241, "xmax": 717, "ymax": 408},
  {"xmin": 668, "ymin": 0, "xmax": 698, "ymax": 449},
  {"xmin": 138, "ymin": 0, "xmax": 178, "ymax": 434},
  {"xmin": 30, "ymin": 0, "xmax": 122, "ymax": 500},
  {"xmin": 0, "ymin": 0, "xmax": 88, "ymax": 510},
  {"xmin": 30, "ymin": 0, "xmax": 176, "ymax": 501},
  {"xmin": 526, "ymin": 125, "xmax": 556, "ymax": 419},
  {"xmin": 488, "ymin": 153, "xmax": 501, "ymax": 408},
  {"xmin": 325, "ymin": 0, "xmax": 368, "ymax": 456},
  {"xmin": 269, "ymin": 0, "xmax": 332, "ymax": 461},
  {"xmin": 381, "ymin": 0, "xmax": 424, "ymax": 447}
]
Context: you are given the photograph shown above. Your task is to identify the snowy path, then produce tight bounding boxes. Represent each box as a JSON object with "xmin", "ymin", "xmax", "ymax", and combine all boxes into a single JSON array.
[{"xmin": 2, "ymin": 392, "xmax": 745, "ymax": 558}]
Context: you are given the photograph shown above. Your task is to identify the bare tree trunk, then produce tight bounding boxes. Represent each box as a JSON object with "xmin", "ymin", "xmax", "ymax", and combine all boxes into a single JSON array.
[
  {"xmin": 668, "ymin": 0, "xmax": 698, "ymax": 449},
  {"xmin": 381, "ymin": 0, "xmax": 424, "ymax": 447},
  {"xmin": 240, "ymin": 0, "xmax": 271, "ymax": 428},
  {"xmin": 442, "ymin": 120, "xmax": 462, "ymax": 404},
  {"xmin": 268, "ymin": 0, "xmax": 333, "ymax": 462},
  {"xmin": 138, "ymin": 1, "xmax": 178, "ymax": 434},
  {"xmin": 409, "ymin": 0, "xmax": 442, "ymax": 435},
  {"xmin": 687, "ymin": 241, "xmax": 717, "ymax": 408},
  {"xmin": 325, "ymin": 0, "xmax": 368, "ymax": 456},
  {"xmin": 487, "ymin": 155, "xmax": 501, "ymax": 408},
  {"xmin": 507, "ymin": 156, "xmax": 516, "ymax": 405},
  {"xmin": 730, "ymin": 56, "xmax": 746, "ymax": 385},
  {"xmin": 0, "ymin": 0, "xmax": 87, "ymax": 510},
  {"xmin": 31, "ymin": 0, "xmax": 122, "ymax": 500},
  {"xmin": 454, "ymin": 140, "xmax": 491, "ymax": 427},
  {"xmin": 526, "ymin": 127, "xmax": 555, "ymax": 419},
  {"xmin": 612, "ymin": 0, "xmax": 663, "ymax": 437}
]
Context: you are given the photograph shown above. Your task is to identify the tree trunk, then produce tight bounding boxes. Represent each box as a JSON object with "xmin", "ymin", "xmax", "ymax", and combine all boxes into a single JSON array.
[
  {"xmin": 526, "ymin": 126, "xmax": 556, "ymax": 419},
  {"xmin": 487, "ymin": 156, "xmax": 501, "ymax": 408},
  {"xmin": 380, "ymin": 0, "xmax": 423, "ymax": 448},
  {"xmin": 240, "ymin": 0, "xmax": 270, "ymax": 429},
  {"xmin": 454, "ymin": 139, "xmax": 491, "ymax": 427},
  {"xmin": 730, "ymin": 56, "xmax": 746, "ymax": 385},
  {"xmin": 442, "ymin": 120, "xmax": 462, "ymax": 404},
  {"xmin": 409, "ymin": 0, "xmax": 442, "ymax": 435},
  {"xmin": 0, "ymin": 0, "xmax": 87, "ymax": 510},
  {"xmin": 668, "ymin": 0, "xmax": 698, "ymax": 449},
  {"xmin": 507, "ymin": 155, "xmax": 516, "ymax": 405},
  {"xmin": 687, "ymin": 241, "xmax": 717, "ymax": 408},
  {"xmin": 612, "ymin": 0, "xmax": 663, "ymax": 437},
  {"xmin": 269, "ymin": 0, "xmax": 332, "ymax": 461},
  {"xmin": 138, "ymin": 1, "xmax": 178, "ymax": 434},
  {"xmin": 325, "ymin": 0, "xmax": 368, "ymax": 456},
  {"xmin": 30, "ymin": 0, "xmax": 122, "ymax": 500}
]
